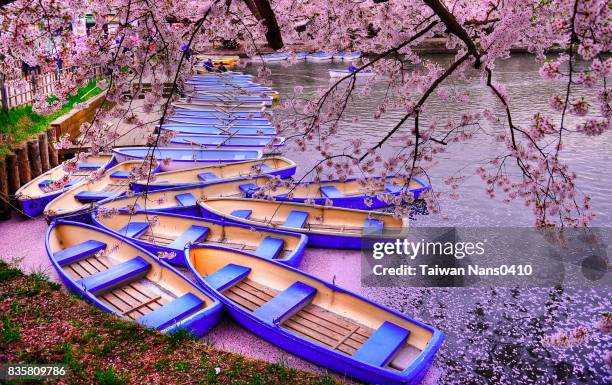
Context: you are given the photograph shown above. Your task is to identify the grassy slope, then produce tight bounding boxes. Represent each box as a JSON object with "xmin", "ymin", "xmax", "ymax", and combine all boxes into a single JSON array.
[
  {"xmin": 0, "ymin": 261, "xmax": 343, "ymax": 385},
  {"xmin": 0, "ymin": 82, "xmax": 102, "ymax": 156}
]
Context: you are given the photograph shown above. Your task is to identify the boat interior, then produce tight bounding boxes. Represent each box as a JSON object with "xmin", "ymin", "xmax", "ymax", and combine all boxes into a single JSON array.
[
  {"xmin": 45, "ymin": 161, "xmax": 143, "ymax": 214},
  {"xmin": 140, "ymin": 158, "xmax": 293, "ymax": 186},
  {"xmin": 48, "ymin": 223, "xmax": 213, "ymax": 330},
  {"xmin": 95, "ymin": 212, "xmax": 303, "ymax": 260},
  {"xmin": 189, "ymin": 247, "xmax": 433, "ymax": 371},
  {"xmin": 201, "ymin": 198, "xmax": 405, "ymax": 234},
  {"xmin": 17, "ymin": 154, "xmax": 114, "ymax": 198}
]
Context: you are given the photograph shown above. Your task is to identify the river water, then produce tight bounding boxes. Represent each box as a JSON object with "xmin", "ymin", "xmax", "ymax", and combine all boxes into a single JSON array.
[
  {"xmin": 243, "ymin": 55, "xmax": 611, "ymax": 384},
  {"xmin": 246, "ymin": 54, "xmax": 612, "ymax": 227}
]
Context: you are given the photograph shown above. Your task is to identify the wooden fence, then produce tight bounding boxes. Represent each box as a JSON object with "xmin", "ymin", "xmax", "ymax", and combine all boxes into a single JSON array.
[{"xmin": 0, "ymin": 67, "xmax": 103, "ymax": 110}]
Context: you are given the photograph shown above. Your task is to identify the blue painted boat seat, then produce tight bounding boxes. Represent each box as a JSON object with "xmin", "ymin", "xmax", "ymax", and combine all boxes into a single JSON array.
[
  {"xmin": 385, "ymin": 182, "xmax": 402, "ymax": 194},
  {"xmin": 38, "ymin": 179, "xmax": 53, "ymax": 188},
  {"xmin": 77, "ymin": 162, "xmax": 105, "ymax": 169},
  {"xmin": 239, "ymin": 183, "xmax": 258, "ymax": 195},
  {"xmin": 283, "ymin": 211, "xmax": 309, "ymax": 229},
  {"xmin": 117, "ymin": 222, "xmax": 149, "ymax": 238},
  {"xmin": 253, "ymin": 237, "xmax": 284, "ymax": 259},
  {"xmin": 137, "ymin": 292, "xmax": 204, "ymax": 330},
  {"xmin": 168, "ymin": 225, "xmax": 209, "ymax": 250},
  {"xmin": 254, "ymin": 282, "xmax": 316, "ymax": 324},
  {"xmin": 110, "ymin": 171, "xmax": 131, "ymax": 179},
  {"xmin": 231, "ymin": 209, "xmax": 252, "ymax": 219},
  {"xmin": 197, "ymin": 172, "xmax": 219, "ymax": 182},
  {"xmin": 363, "ymin": 218, "xmax": 384, "ymax": 236},
  {"xmin": 259, "ymin": 164, "xmax": 274, "ymax": 172},
  {"xmin": 320, "ymin": 185, "xmax": 344, "ymax": 198},
  {"xmin": 205, "ymin": 264, "xmax": 251, "ymax": 292},
  {"xmin": 54, "ymin": 240, "xmax": 106, "ymax": 266},
  {"xmin": 75, "ymin": 191, "xmax": 117, "ymax": 203},
  {"xmin": 76, "ymin": 256, "xmax": 151, "ymax": 294},
  {"xmin": 175, "ymin": 193, "xmax": 197, "ymax": 206},
  {"xmin": 352, "ymin": 321, "xmax": 410, "ymax": 366}
]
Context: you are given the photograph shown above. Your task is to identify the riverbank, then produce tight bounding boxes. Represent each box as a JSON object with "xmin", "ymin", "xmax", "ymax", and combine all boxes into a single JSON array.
[{"xmin": 0, "ymin": 260, "xmax": 344, "ymax": 385}]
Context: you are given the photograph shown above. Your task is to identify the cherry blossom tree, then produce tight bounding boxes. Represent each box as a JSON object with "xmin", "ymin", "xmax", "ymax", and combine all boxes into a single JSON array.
[{"xmin": 0, "ymin": 0, "xmax": 609, "ymax": 227}]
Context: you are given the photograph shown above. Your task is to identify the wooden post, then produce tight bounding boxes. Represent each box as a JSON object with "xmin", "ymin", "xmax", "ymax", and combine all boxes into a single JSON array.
[
  {"xmin": 47, "ymin": 128, "xmax": 59, "ymax": 167},
  {"xmin": 6, "ymin": 153, "xmax": 20, "ymax": 194},
  {"xmin": 0, "ymin": 156, "xmax": 10, "ymax": 219},
  {"xmin": 0, "ymin": 75, "xmax": 8, "ymax": 111},
  {"xmin": 38, "ymin": 132, "xmax": 50, "ymax": 172},
  {"xmin": 27, "ymin": 139, "xmax": 42, "ymax": 178},
  {"xmin": 14, "ymin": 144, "xmax": 31, "ymax": 184}
]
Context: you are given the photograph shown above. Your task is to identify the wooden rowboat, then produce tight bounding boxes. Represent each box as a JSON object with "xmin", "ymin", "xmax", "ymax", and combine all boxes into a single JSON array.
[
  {"xmin": 306, "ymin": 51, "xmax": 333, "ymax": 62},
  {"xmin": 43, "ymin": 161, "xmax": 151, "ymax": 222},
  {"xmin": 46, "ymin": 221, "xmax": 222, "ymax": 337},
  {"xmin": 91, "ymin": 211, "xmax": 307, "ymax": 267},
  {"xmin": 172, "ymin": 102, "xmax": 266, "ymax": 113},
  {"xmin": 158, "ymin": 124, "xmax": 277, "ymax": 136},
  {"xmin": 179, "ymin": 98, "xmax": 268, "ymax": 109},
  {"xmin": 173, "ymin": 109, "xmax": 267, "ymax": 119},
  {"xmin": 188, "ymin": 94, "xmax": 273, "ymax": 106},
  {"xmin": 16, "ymin": 154, "xmax": 115, "ymax": 217},
  {"xmin": 97, "ymin": 177, "xmax": 271, "ymax": 217},
  {"xmin": 130, "ymin": 157, "xmax": 296, "ymax": 192},
  {"xmin": 168, "ymin": 134, "xmax": 285, "ymax": 150},
  {"xmin": 111, "ymin": 147, "xmax": 263, "ymax": 171},
  {"xmin": 186, "ymin": 245, "xmax": 443, "ymax": 384},
  {"xmin": 250, "ymin": 176, "xmax": 430, "ymax": 209},
  {"xmin": 198, "ymin": 198, "xmax": 408, "ymax": 249},
  {"xmin": 167, "ymin": 115, "xmax": 271, "ymax": 126}
]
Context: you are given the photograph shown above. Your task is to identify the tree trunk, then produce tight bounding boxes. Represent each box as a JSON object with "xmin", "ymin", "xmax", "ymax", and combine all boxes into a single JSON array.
[
  {"xmin": 243, "ymin": 0, "xmax": 284, "ymax": 50},
  {"xmin": 27, "ymin": 139, "xmax": 42, "ymax": 178},
  {"xmin": 47, "ymin": 128, "xmax": 59, "ymax": 167},
  {"xmin": 38, "ymin": 132, "xmax": 50, "ymax": 172},
  {"xmin": 15, "ymin": 145, "xmax": 31, "ymax": 184}
]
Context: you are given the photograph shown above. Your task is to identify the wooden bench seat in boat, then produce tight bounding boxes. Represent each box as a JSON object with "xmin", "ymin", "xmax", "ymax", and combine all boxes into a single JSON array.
[
  {"xmin": 385, "ymin": 182, "xmax": 402, "ymax": 194},
  {"xmin": 54, "ymin": 240, "xmax": 107, "ymax": 266},
  {"xmin": 175, "ymin": 193, "xmax": 197, "ymax": 206},
  {"xmin": 168, "ymin": 225, "xmax": 209, "ymax": 250},
  {"xmin": 283, "ymin": 211, "xmax": 309, "ymax": 229},
  {"xmin": 197, "ymin": 172, "xmax": 219, "ymax": 182},
  {"xmin": 363, "ymin": 218, "xmax": 385, "ymax": 236},
  {"xmin": 110, "ymin": 171, "xmax": 131, "ymax": 178},
  {"xmin": 352, "ymin": 321, "xmax": 410, "ymax": 366},
  {"xmin": 205, "ymin": 264, "xmax": 251, "ymax": 291},
  {"xmin": 319, "ymin": 186, "xmax": 344, "ymax": 198},
  {"xmin": 136, "ymin": 292, "xmax": 204, "ymax": 330},
  {"xmin": 75, "ymin": 191, "xmax": 117, "ymax": 203},
  {"xmin": 253, "ymin": 237, "xmax": 284, "ymax": 259},
  {"xmin": 76, "ymin": 256, "xmax": 151, "ymax": 294},
  {"xmin": 77, "ymin": 162, "xmax": 106, "ymax": 169},
  {"xmin": 117, "ymin": 222, "xmax": 150, "ymax": 238},
  {"xmin": 231, "ymin": 209, "xmax": 252, "ymax": 219},
  {"xmin": 239, "ymin": 183, "xmax": 259, "ymax": 194},
  {"xmin": 253, "ymin": 282, "xmax": 316, "ymax": 324}
]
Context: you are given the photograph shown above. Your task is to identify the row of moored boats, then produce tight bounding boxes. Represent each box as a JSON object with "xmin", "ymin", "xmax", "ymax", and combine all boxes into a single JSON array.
[{"xmin": 18, "ymin": 70, "xmax": 443, "ymax": 384}]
